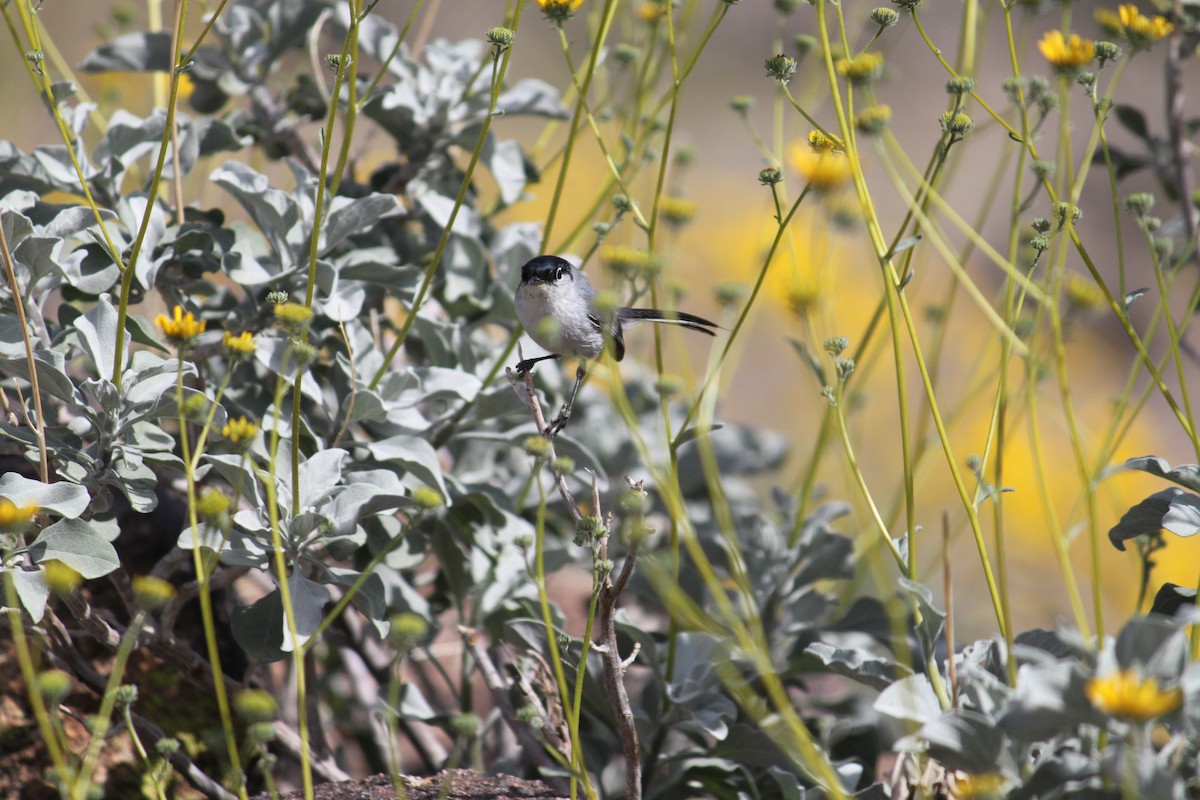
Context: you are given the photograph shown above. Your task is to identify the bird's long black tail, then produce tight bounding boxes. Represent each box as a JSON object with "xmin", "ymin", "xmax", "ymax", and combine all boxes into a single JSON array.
[{"xmin": 618, "ymin": 308, "xmax": 719, "ymax": 336}]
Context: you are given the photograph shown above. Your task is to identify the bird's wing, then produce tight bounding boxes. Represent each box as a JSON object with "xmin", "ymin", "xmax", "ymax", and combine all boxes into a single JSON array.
[{"xmin": 589, "ymin": 313, "xmax": 625, "ymax": 361}]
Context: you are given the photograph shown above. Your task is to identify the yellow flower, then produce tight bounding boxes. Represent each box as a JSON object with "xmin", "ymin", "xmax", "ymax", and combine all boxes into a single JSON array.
[
  {"xmin": 1095, "ymin": 8, "xmax": 1125, "ymax": 36},
  {"xmin": 788, "ymin": 142, "xmax": 853, "ymax": 191},
  {"xmin": 1117, "ymin": 4, "xmax": 1174, "ymax": 46},
  {"xmin": 785, "ymin": 273, "xmax": 824, "ymax": 318},
  {"xmin": 807, "ymin": 129, "xmax": 841, "ymax": 153},
  {"xmin": 601, "ymin": 245, "xmax": 662, "ymax": 279},
  {"xmin": 835, "ymin": 52, "xmax": 884, "ymax": 85},
  {"xmin": 155, "ymin": 305, "xmax": 206, "ymax": 345},
  {"xmin": 950, "ymin": 772, "xmax": 1007, "ymax": 799},
  {"xmin": 538, "ymin": 0, "xmax": 583, "ymax": 21},
  {"xmin": 222, "ymin": 330, "xmax": 257, "ymax": 358},
  {"xmin": 658, "ymin": 195, "xmax": 698, "ymax": 226},
  {"xmin": 222, "ymin": 416, "xmax": 259, "ymax": 446},
  {"xmin": 0, "ymin": 497, "xmax": 38, "ymax": 531},
  {"xmin": 1086, "ymin": 668, "xmax": 1182, "ymax": 720},
  {"xmin": 44, "ymin": 560, "xmax": 82, "ymax": 593},
  {"xmin": 273, "ymin": 302, "xmax": 313, "ymax": 328},
  {"xmin": 637, "ymin": 2, "xmax": 666, "ymax": 22},
  {"xmin": 855, "ymin": 105, "xmax": 892, "ymax": 135},
  {"xmin": 1038, "ymin": 31, "xmax": 1095, "ymax": 71},
  {"xmin": 132, "ymin": 575, "xmax": 176, "ymax": 611},
  {"xmin": 1063, "ymin": 273, "xmax": 1106, "ymax": 312}
]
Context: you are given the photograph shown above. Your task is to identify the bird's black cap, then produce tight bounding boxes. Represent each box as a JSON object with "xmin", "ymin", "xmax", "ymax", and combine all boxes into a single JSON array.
[{"xmin": 521, "ymin": 255, "xmax": 571, "ymax": 284}]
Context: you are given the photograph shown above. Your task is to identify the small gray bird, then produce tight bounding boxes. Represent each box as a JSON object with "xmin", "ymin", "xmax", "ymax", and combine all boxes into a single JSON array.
[{"xmin": 514, "ymin": 255, "xmax": 718, "ymax": 435}]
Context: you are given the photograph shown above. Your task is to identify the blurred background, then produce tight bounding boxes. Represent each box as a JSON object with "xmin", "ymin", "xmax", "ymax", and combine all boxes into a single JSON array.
[{"xmin": 5, "ymin": 0, "xmax": 1199, "ymax": 637}]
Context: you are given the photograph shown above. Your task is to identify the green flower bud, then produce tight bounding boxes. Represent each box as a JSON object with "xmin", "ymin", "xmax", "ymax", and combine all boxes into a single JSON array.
[
  {"xmin": 871, "ymin": 7, "xmax": 900, "ymax": 26},
  {"xmin": 1125, "ymin": 192, "xmax": 1154, "ymax": 216},
  {"xmin": 764, "ymin": 53, "xmax": 798, "ymax": 83},
  {"xmin": 945, "ymin": 75, "xmax": 975, "ymax": 95},
  {"xmin": 823, "ymin": 336, "xmax": 849, "ymax": 356},
  {"xmin": 412, "ymin": 486, "xmax": 444, "ymax": 510},
  {"xmin": 940, "ymin": 111, "xmax": 974, "ymax": 137},
  {"xmin": 234, "ymin": 689, "xmax": 278, "ymax": 723},
  {"xmin": 758, "ymin": 166, "xmax": 783, "ymax": 186},
  {"xmin": 486, "ymin": 26, "xmax": 514, "ymax": 47}
]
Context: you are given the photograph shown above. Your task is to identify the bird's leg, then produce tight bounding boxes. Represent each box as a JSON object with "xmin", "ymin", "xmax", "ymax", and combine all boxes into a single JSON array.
[
  {"xmin": 547, "ymin": 364, "xmax": 586, "ymax": 438},
  {"xmin": 515, "ymin": 353, "xmax": 561, "ymax": 375}
]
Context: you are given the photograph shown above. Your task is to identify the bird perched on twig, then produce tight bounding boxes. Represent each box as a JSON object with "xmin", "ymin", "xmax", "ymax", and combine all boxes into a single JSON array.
[{"xmin": 513, "ymin": 255, "xmax": 718, "ymax": 436}]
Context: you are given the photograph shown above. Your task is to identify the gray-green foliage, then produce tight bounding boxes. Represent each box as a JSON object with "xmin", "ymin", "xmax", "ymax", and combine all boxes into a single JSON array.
[{"xmin": 4, "ymin": 1, "xmax": 1200, "ymax": 798}]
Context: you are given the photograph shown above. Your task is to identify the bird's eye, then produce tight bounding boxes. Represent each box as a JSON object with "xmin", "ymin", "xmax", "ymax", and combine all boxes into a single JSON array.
[{"xmin": 554, "ymin": 267, "xmax": 565, "ymax": 281}]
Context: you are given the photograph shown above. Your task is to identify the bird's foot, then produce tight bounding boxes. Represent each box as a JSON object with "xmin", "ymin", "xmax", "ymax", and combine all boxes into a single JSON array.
[{"xmin": 545, "ymin": 403, "xmax": 573, "ymax": 438}]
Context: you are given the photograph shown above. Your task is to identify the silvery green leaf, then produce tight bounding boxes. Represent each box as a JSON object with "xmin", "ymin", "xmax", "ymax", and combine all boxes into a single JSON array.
[
  {"xmin": 335, "ymin": 6, "xmax": 402, "ymax": 69},
  {"xmin": 7, "ymin": 566, "xmax": 50, "ymax": 622},
  {"xmin": 1122, "ymin": 455, "xmax": 1200, "ymax": 492},
  {"xmin": 0, "ymin": 350, "xmax": 79, "ymax": 404},
  {"xmin": 123, "ymin": 356, "xmax": 193, "ymax": 408},
  {"xmin": 417, "ymin": 192, "xmax": 481, "ymax": 237},
  {"xmin": 15, "ymin": 232, "xmax": 87, "ymax": 288},
  {"xmin": 875, "ymin": 674, "xmax": 941, "ymax": 724},
  {"xmin": 491, "ymin": 221, "xmax": 541, "ymax": 280},
  {"xmin": 366, "ymin": 435, "xmax": 447, "ymax": 496},
  {"xmin": 1108, "ymin": 488, "xmax": 1186, "ymax": 551},
  {"xmin": 482, "ymin": 136, "xmax": 527, "ymax": 205},
  {"xmin": 28, "ymin": 518, "xmax": 119, "ymax": 578},
  {"xmin": 314, "ymin": 260, "xmax": 365, "ymax": 322},
  {"xmin": 1010, "ymin": 751, "xmax": 1096, "ymax": 800},
  {"xmin": 319, "ymin": 564, "xmax": 387, "ymax": 621},
  {"xmin": 999, "ymin": 660, "xmax": 1097, "ymax": 740},
  {"xmin": 335, "ymin": 250, "xmax": 420, "ymax": 286},
  {"xmin": 898, "ymin": 577, "xmax": 946, "ymax": 661},
  {"xmin": 805, "ymin": 642, "xmax": 912, "ymax": 691},
  {"xmin": 0, "ymin": 473, "xmax": 89, "ymax": 517},
  {"xmin": 1161, "ymin": 491, "xmax": 1200, "ymax": 538},
  {"xmin": 380, "ymin": 683, "xmax": 437, "ymax": 722},
  {"xmin": 294, "ymin": 449, "xmax": 349, "ymax": 510},
  {"xmin": 80, "ymin": 32, "xmax": 173, "ymax": 72},
  {"xmin": 111, "ymin": 453, "xmax": 159, "ymax": 512},
  {"xmin": 176, "ymin": 522, "xmax": 226, "ymax": 552},
  {"xmin": 219, "ymin": 529, "xmax": 271, "ymax": 569},
  {"xmin": 231, "ymin": 588, "xmax": 286, "ymax": 663},
  {"xmin": 322, "ymin": 194, "xmax": 403, "ymax": 254},
  {"xmin": 280, "ymin": 571, "xmax": 331, "ymax": 652},
  {"xmin": 71, "ymin": 294, "xmax": 129, "ymax": 378},
  {"xmin": 117, "ymin": 196, "xmax": 166, "ymax": 288},
  {"xmin": 497, "ymin": 78, "xmax": 570, "ymax": 119},
  {"xmin": 919, "ymin": 710, "xmax": 1005, "ymax": 774},
  {"xmin": 1149, "ymin": 583, "xmax": 1198, "ymax": 619},
  {"xmin": 95, "ymin": 111, "xmax": 167, "ymax": 188},
  {"xmin": 1114, "ymin": 615, "xmax": 1187, "ymax": 678},
  {"xmin": 211, "ymin": 162, "xmax": 300, "ymax": 258},
  {"xmin": 1123, "ymin": 288, "xmax": 1149, "ymax": 310}
]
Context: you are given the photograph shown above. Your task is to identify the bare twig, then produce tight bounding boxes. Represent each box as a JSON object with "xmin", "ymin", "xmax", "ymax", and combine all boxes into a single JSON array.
[
  {"xmin": 459, "ymin": 626, "xmax": 570, "ymax": 793},
  {"xmin": 594, "ymin": 478, "xmax": 644, "ymax": 800},
  {"xmin": 52, "ymin": 593, "xmax": 351, "ymax": 782},
  {"xmin": 1165, "ymin": 3, "xmax": 1197, "ymax": 257},
  {"xmin": 43, "ymin": 629, "xmax": 239, "ymax": 800},
  {"xmin": 505, "ymin": 368, "xmax": 582, "ymax": 522},
  {"xmin": 942, "ymin": 510, "xmax": 957, "ymax": 708},
  {"xmin": 0, "ymin": 216, "xmax": 49, "ymax": 481}
]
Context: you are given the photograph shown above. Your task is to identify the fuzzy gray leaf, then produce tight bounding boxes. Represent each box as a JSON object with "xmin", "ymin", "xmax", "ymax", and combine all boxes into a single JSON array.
[
  {"xmin": 0, "ymin": 473, "xmax": 90, "ymax": 517},
  {"xmin": 29, "ymin": 518, "xmax": 120, "ymax": 579},
  {"xmin": 805, "ymin": 642, "xmax": 912, "ymax": 690},
  {"xmin": 80, "ymin": 32, "xmax": 173, "ymax": 73},
  {"xmin": 1122, "ymin": 455, "xmax": 1200, "ymax": 492}
]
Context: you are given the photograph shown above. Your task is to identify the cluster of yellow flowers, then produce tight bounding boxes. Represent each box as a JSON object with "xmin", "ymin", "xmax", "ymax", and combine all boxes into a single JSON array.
[
  {"xmin": 1086, "ymin": 668, "xmax": 1182, "ymax": 721},
  {"xmin": 788, "ymin": 138, "xmax": 852, "ymax": 192},
  {"xmin": 1037, "ymin": 31, "xmax": 1096, "ymax": 71},
  {"xmin": 1097, "ymin": 4, "xmax": 1174, "ymax": 48},
  {"xmin": 155, "ymin": 305, "xmax": 207, "ymax": 345}
]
